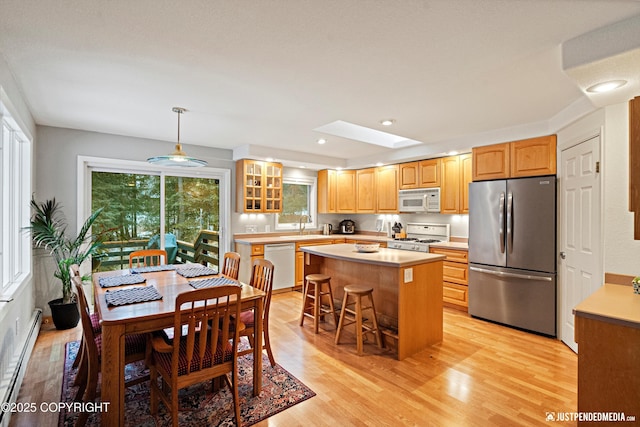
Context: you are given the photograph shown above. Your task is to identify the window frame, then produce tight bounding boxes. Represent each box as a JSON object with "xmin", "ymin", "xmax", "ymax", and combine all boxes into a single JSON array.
[
  {"xmin": 77, "ymin": 156, "xmax": 231, "ymax": 270},
  {"xmin": 0, "ymin": 107, "xmax": 33, "ymax": 297},
  {"xmin": 275, "ymin": 175, "xmax": 317, "ymax": 231}
]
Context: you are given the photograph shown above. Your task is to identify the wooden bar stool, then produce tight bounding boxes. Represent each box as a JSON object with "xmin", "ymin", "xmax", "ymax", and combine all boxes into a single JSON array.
[
  {"xmin": 300, "ymin": 274, "xmax": 338, "ymax": 333},
  {"xmin": 335, "ymin": 284, "xmax": 383, "ymax": 355}
]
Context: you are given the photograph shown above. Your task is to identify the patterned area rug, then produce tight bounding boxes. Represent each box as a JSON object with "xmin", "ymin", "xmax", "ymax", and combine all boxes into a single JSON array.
[{"xmin": 59, "ymin": 341, "xmax": 315, "ymax": 426}]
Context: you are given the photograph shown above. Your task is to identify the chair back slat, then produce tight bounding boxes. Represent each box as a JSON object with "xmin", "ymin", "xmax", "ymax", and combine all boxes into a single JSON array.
[
  {"xmin": 222, "ymin": 252, "xmax": 241, "ymax": 280},
  {"xmin": 129, "ymin": 249, "xmax": 168, "ymax": 268},
  {"xmin": 73, "ymin": 276, "xmax": 99, "ymax": 361},
  {"xmin": 250, "ymin": 259, "xmax": 274, "ymax": 319}
]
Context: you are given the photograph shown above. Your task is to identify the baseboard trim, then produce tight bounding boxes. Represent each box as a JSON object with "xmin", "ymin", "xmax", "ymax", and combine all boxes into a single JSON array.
[{"xmin": 0, "ymin": 309, "xmax": 42, "ymax": 427}]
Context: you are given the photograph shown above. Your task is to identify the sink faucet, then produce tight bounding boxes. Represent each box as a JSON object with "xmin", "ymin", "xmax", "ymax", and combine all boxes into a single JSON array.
[{"xmin": 299, "ymin": 215, "xmax": 309, "ymax": 235}]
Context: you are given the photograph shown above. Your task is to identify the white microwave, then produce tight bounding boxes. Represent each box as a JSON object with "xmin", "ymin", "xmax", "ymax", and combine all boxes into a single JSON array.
[{"xmin": 398, "ymin": 188, "xmax": 441, "ymax": 213}]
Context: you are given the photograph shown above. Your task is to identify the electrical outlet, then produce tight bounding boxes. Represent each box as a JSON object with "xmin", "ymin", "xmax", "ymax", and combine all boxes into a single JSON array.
[{"xmin": 404, "ymin": 268, "xmax": 413, "ymax": 283}]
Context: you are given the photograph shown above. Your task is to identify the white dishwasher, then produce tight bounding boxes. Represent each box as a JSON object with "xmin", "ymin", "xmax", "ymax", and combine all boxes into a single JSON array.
[{"xmin": 263, "ymin": 243, "xmax": 295, "ymax": 290}]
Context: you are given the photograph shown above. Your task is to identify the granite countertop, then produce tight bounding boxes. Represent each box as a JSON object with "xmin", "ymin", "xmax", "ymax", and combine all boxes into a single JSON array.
[
  {"xmin": 234, "ymin": 234, "xmax": 389, "ymax": 245},
  {"xmin": 573, "ymin": 283, "xmax": 640, "ymax": 329},
  {"xmin": 301, "ymin": 243, "xmax": 445, "ymax": 268},
  {"xmin": 429, "ymin": 241, "xmax": 468, "ymax": 250}
]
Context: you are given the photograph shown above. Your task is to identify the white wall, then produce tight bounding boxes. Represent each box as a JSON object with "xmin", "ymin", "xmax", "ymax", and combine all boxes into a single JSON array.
[{"xmin": 602, "ymin": 102, "xmax": 640, "ymax": 275}]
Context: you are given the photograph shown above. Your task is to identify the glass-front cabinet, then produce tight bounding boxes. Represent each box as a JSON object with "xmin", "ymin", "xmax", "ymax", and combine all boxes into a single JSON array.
[{"xmin": 236, "ymin": 159, "xmax": 282, "ymax": 213}]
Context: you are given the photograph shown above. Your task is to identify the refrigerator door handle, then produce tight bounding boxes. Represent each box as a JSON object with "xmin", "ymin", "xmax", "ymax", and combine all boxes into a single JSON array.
[
  {"xmin": 499, "ymin": 192, "xmax": 505, "ymax": 254},
  {"xmin": 506, "ymin": 191, "xmax": 513, "ymax": 253},
  {"xmin": 470, "ymin": 266, "xmax": 553, "ymax": 281}
]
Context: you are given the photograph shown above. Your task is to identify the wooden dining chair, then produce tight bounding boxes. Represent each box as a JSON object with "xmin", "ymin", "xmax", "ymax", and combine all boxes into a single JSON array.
[
  {"xmin": 238, "ymin": 258, "xmax": 276, "ymax": 366},
  {"xmin": 222, "ymin": 251, "xmax": 241, "ymax": 280},
  {"xmin": 72, "ymin": 275, "xmax": 148, "ymax": 426},
  {"xmin": 129, "ymin": 249, "xmax": 168, "ymax": 268},
  {"xmin": 146, "ymin": 286, "xmax": 243, "ymax": 427},
  {"xmin": 70, "ymin": 264, "xmax": 102, "ymax": 382}
]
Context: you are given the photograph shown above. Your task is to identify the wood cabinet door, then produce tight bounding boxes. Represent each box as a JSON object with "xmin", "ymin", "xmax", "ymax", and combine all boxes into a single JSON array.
[
  {"xmin": 440, "ymin": 156, "xmax": 460, "ymax": 214},
  {"xmin": 376, "ymin": 165, "xmax": 399, "ymax": 213},
  {"xmin": 419, "ymin": 158, "xmax": 441, "ymax": 187},
  {"xmin": 263, "ymin": 162, "xmax": 283, "ymax": 213},
  {"xmin": 399, "ymin": 162, "xmax": 419, "ymax": 189},
  {"xmin": 459, "ymin": 153, "xmax": 472, "ymax": 214},
  {"xmin": 336, "ymin": 170, "xmax": 356, "ymax": 212},
  {"xmin": 317, "ymin": 169, "xmax": 337, "ymax": 213},
  {"xmin": 510, "ymin": 135, "xmax": 557, "ymax": 178},
  {"xmin": 472, "ymin": 143, "xmax": 510, "ymax": 181},
  {"xmin": 356, "ymin": 168, "xmax": 376, "ymax": 213}
]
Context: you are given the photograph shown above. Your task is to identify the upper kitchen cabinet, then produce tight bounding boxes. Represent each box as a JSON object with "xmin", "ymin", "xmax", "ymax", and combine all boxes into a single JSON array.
[
  {"xmin": 472, "ymin": 135, "xmax": 556, "ymax": 181},
  {"xmin": 376, "ymin": 164, "xmax": 399, "ymax": 213},
  {"xmin": 440, "ymin": 154, "xmax": 471, "ymax": 214},
  {"xmin": 510, "ymin": 135, "xmax": 557, "ymax": 178},
  {"xmin": 356, "ymin": 168, "xmax": 376, "ymax": 213},
  {"xmin": 318, "ymin": 169, "xmax": 337, "ymax": 213},
  {"xmin": 460, "ymin": 153, "xmax": 472, "ymax": 214},
  {"xmin": 399, "ymin": 159, "xmax": 440, "ymax": 189},
  {"xmin": 236, "ymin": 159, "xmax": 283, "ymax": 213},
  {"xmin": 336, "ymin": 170, "xmax": 357, "ymax": 213},
  {"xmin": 472, "ymin": 142, "xmax": 510, "ymax": 181},
  {"xmin": 441, "ymin": 156, "xmax": 461, "ymax": 214}
]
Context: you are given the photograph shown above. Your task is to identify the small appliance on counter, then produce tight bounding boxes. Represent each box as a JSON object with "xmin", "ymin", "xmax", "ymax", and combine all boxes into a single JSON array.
[
  {"xmin": 322, "ymin": 223, "xmax": 333, "ymax": 235},
  {"xmin": 338, "ymin": 219, "xmax": 356, "ymax": 234}
]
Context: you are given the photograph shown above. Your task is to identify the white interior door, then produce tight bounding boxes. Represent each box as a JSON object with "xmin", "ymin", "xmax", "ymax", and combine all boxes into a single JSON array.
[{"xmin": 559, "ymin": 135, "xmax": 601, "ymax": 353}]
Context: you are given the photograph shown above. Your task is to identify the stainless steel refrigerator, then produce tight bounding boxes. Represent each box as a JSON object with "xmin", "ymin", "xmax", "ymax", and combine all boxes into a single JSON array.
[{"xmin": 468, "ymin": 175, "xmax": 556, "ymax": 336}]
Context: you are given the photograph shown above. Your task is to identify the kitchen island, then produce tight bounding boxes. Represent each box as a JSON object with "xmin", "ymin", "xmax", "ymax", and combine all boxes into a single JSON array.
[
  {"xmin": 573, "ymin": 283, "xmax": 640, "ymax": 425},
  {"xmin": 301, "ymin": 243, "xmax": 445, "ymax": 360}
]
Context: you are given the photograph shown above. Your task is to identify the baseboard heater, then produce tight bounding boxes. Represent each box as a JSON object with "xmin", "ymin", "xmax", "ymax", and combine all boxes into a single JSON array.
[{"xmin": 0, "ymin": 309, "xmax": 42, "ymax": 427}]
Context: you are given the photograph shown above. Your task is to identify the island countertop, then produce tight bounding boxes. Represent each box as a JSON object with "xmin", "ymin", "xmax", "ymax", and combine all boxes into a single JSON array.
[
  {"xmin": 573, "ymin": 283, "xmax": 640, "ymax": 329},
  {"xmin": 300, "ymin": 243, "xmax": 445, "ymax": 268}
]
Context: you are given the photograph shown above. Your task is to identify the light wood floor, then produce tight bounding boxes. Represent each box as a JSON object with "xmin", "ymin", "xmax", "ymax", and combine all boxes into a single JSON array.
[{"xmin": 10, "ymin": 291, "xmax": 577, "ymax": 426}]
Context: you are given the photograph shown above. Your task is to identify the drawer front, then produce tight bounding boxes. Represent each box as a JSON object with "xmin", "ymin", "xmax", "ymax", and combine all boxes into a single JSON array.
[
  {"xmin": 430, "ymin": 247, "xmax": 468, "ymax": 263},
  {"xmin": 443, "ymin": 282, "xmax": 468, "ymax": 306},
  {"xmin": 443, "ymin": 261, "xmax": 468, "ymax": 285},
  {"xmin": 295, "ymin": 240, "xmax": 334, "ymax": 251},
  {"xmin": 251, "ymin": 244, "xmax": 264, "ymax": 256}
]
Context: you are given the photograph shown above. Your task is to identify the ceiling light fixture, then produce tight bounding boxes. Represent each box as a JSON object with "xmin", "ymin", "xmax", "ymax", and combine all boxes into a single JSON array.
[
  {"xmin": 317, "ymin": 138, "xmax": 327, "ymax": 145},
  {"xmin": 586, "ymin": 80, "xmax": 627, "ymax": 93},
  {"xmin": 147, "ymin": 107, "xmax": 208, "ymax": 167},
  {"xmin": 380, "ymin": 119, "xmax": 395, "ymax": 126}
]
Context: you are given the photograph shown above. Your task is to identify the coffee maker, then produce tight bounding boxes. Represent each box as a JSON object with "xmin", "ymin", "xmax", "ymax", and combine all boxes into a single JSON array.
[{"xmin": 338, "ymin": 219, "xmax": 356, "ymax": 234}]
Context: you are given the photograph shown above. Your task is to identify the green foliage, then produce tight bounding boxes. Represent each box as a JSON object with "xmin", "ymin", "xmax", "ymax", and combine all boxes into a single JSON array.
[{"xmin": 27, "ymin": 197, "xmax": 106, "ymax": 303}]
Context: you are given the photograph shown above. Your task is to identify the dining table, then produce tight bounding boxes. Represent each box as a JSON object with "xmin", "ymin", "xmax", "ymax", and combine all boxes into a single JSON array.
[{"xmin": 92, "ymin": 266, "xmax": 266, "ymax": 427}]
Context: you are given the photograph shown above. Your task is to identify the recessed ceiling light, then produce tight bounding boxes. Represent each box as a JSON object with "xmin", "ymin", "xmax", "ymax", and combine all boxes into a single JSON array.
[
  {"xmin": 336, "ymin": 167, "xmax": 343, "ymax": 171},
  {"xmin": 317, "ymin": 138, "xmax": 327, "ymax": 145},
  {"xmin": 447, "ymin": 151, "xmax": 459, "ymax": 156},
  {"xmin": 380, "ymin": 119, "xmax": 395, "ymax": 126},
  {"xmin": 265, "ymin": 157, "xmax": 274, "ymax": 162},
  {"xmin": 376, "ymin": 162, "xmax": 383, "ymax": 167},
  {"xmin": 299, "ymin": 165, "xmax": 306, "ymax": 169},
  {"xmin": 586, "ymin": 80, "xmax": 627, "ymax": 93}
]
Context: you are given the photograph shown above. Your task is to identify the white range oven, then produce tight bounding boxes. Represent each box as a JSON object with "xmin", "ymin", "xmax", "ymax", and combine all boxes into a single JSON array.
[{"xmin": 386, "ymin": 223, "xmax": 450, "ymax": 252}]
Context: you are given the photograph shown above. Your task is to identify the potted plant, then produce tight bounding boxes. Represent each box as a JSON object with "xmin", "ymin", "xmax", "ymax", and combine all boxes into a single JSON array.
[{"xmin": 27, "ymin": 197, "xmax": 105, "ymax": 330}]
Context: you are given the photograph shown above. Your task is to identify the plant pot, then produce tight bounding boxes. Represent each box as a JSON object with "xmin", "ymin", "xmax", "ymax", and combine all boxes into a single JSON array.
[{"xmin": 48, "ymin": 298, "xmax": 80, "ymax": 330}]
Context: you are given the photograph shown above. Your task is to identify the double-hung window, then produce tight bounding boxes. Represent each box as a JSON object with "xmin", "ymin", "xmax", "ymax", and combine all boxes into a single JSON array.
[
  {"xmin": 0, "ymin": 107, "xmax": 32, "ymax": 295},
  {"xmin": 276, "ymin": 176, "xmax": 317, "ymax": 231}
]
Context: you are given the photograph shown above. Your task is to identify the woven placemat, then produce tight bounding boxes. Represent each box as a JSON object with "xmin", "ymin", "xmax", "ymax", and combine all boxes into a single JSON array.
[
  {"xmin": 105, "ymin": 286, "xmax": 162, "ymax": 306},
  {"xmin": 176, "ymin": 266, "xmax": 218, "ymax": 278},
  {"xmin": 189, "ymin": 277, "xmax": 242, "ymax": 289},
  {"xmin": 130, "ymin": 264, "xmax": 177, "ymax": 274},
  {"xmin": 98, "ymin": 274, "xmax": 146, "ymax": 288}
]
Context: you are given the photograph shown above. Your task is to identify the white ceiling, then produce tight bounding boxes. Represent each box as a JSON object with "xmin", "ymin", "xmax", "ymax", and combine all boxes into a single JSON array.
[{"xmin": 1, "ymin": 1, "xmax": 640, "ymax": 169}]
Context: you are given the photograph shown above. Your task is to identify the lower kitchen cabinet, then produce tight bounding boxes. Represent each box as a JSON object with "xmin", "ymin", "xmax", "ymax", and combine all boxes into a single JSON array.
[
  {"xmin": 235, "ymin": 243, "xmax": 264, "ymax": 284},
  {"xmin": 294, "ymin": 240, "xmax": 341, "ymax": 286},
  {"xmin": 429, "ymin": 246, "xmax": 468, "ymax": 311}
]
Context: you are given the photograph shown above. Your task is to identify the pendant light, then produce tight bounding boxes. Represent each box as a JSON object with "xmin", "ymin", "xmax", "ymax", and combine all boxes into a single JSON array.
[{"xmin": 147, "ymin": 107, "xmax": 208, "ymax": 167}]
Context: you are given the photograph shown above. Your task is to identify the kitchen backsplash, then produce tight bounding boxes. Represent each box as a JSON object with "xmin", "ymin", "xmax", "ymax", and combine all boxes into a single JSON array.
[{"xmin": 234, "ymin": 211, "xmax": 469, "ymax": 238}]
